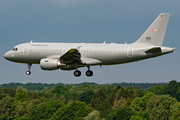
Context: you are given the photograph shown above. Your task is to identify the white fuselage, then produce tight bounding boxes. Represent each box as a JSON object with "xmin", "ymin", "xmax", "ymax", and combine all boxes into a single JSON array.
[{"xmin": 4, "ymin": 42, "xmax": 173, "ymax": 66}]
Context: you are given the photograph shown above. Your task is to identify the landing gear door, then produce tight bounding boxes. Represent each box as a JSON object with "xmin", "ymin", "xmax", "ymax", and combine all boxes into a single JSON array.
[
  {"xmin": 127, "ymin": 46, "xmax": 133, "ymax": 58},
  {"xmin": 23, "ymin": 45, "xmax": 29, "ymax": 55}
]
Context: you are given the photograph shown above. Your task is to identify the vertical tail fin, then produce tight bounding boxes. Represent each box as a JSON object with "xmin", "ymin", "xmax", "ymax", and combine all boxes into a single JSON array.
[{"xmin": 135, "ymin": 13, "xmax": 170, "ymax": 46}]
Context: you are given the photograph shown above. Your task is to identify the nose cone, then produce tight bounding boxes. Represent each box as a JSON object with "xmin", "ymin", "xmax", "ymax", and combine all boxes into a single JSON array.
[
  {"xmin": 4, "ymin": 52, "xmax": 8, "ymax": 60},
  {"xmin": 4, "ymin": 51, "xmax": 12, "ymax": 61}
]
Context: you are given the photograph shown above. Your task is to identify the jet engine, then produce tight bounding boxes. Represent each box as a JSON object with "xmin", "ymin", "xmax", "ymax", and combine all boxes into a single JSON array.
[{"xmin": 40, "ymin": 58, "xmax": 66, "ymax": 70}]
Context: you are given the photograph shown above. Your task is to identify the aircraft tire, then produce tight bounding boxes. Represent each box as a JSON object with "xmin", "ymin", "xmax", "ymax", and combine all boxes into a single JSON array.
[
  {"xmin": 86, "ymin": 70, "xmax": 93, "ymax": 77},
  {"xmin": 26, "ymin": 71, "xmax": 31, "ymax": 75},
  {"xmin": 74, "ymin": 70, "xmax": 81, "ymax": 77}
]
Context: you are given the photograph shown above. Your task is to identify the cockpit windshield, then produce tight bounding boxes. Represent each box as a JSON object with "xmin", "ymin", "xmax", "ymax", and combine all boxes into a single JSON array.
[{"xmin": 12, "ymin": 48, "xmax": 18, "ymax": 51}]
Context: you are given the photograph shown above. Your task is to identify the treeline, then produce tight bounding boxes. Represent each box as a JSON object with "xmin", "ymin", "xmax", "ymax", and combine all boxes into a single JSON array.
[
  {"xmin": 0, "ymin": 80, "xmax": 180, "ymax": 120},
  {"xmin": 1, "ymin": 82, "xmax": 165, "ymax": 91}
]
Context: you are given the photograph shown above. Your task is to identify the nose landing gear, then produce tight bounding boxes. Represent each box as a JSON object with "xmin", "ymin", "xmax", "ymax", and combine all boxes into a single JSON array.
[{"xmin": 26, "ymin": 63, "xmax": 32, "ymax": 75}]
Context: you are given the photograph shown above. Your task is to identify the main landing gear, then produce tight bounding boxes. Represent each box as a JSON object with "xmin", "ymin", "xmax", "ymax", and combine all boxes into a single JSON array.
[
  {"xmin": 74, "ymin": 70, "xmax": 81, "ymax": 77},
  {"xmin": 74, "ymin": 66, "xmax": 93, "ymax": 77},
  {"xmin": 86, "ymin": 66, "xmax": 93, "ymax": 77},
  {"xmin": 26, "ymin": 63, "xmax": 32, "ymax": 75},
  {"xmin": 86, "ymin": 70, "xmax": 93, "ymax": 77}
]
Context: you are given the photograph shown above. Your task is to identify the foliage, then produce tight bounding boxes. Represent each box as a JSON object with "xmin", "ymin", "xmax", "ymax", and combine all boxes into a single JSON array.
[
  {"xmin": 1, "ymin": 87, "xmax": 16, "ymax": 97},
  {"xmin": 0, "ymin": 80, "xmax": 179, "ymax": 119},
  {"xmin": 91, "ymin": 89, "xmax": 106, "ymax": 109},
  {"xmin": 133, "ymin": 87, "xmax": 145, "ymax": 97},
  {"xmin": 115, "ymin": 87, "xmax": 137, "ymax": 101},
  {"xmin": 97, "ymin": 99, "xmax": 111, "ymax": 118},
  {"xmin": 170, "ymin": 102, "xmax": 180, "ymax": 120},
  {"xmin": 131, "ymin": 92, "xmax": 155, "ymax": 114},
  {"xmin": 109, "ymin": 92, "xmax": 115, "ymax": 106},
  {"xmin": 0, "ymin": 82, "xmax": 166, "ymax": 91},
  {"xmin": 52, "ymin": 85, "xmax": 68, "ymax": 97},
  {"xmin": 163, "ymin": 80, "xmax": 180, "ymax": 101},
  {"xmin": 29, "ymin": 100, "xmax": 64, "ymax": 119},
  {"xmin": 14, "ymin": 99, "xmax": 41, "ymax": 119},
  {"xmin": 108, "ymin": 107, "xmax": 137, "ymax": 120},
  {"xmin": 30, "ymin": 92, "xmax": 42, "ymax": 102},
  {"xmin": 14, "ymin": 87, "xmax": 27, "ymax": 103},
  {"xmin": 78, "ymin": 90, "xmax": 95, "ymax": 104},
  {"xmin": 0, "ymin": 96, "xmax": 13, "ymax": 116},
  {"xmin": 51, "ymin": 101, "xmax": 94, "ymax": 120},
  {"xmin": 147, "ymin": 95, "xmax": 177, "ymax": 120},
  {"xmin": 130, "ymin": 115, "xmax": 146, "ymax": 120},
  {"xmin": 145, "ymin": 85, "xmax": 164, "ymax": 95},
  {"xmin": 84, "ymin": 110, "xmax": 103, "ymax": 120}
]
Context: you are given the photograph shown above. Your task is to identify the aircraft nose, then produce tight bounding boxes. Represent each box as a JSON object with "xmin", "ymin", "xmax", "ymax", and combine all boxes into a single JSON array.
[
  {"xmin": 4, "ymin": 52, "xmax": 8, "ymax": 60},
  {"xmin": 4, "ymin": 51, "xmax": 12, "ymax": 60}
]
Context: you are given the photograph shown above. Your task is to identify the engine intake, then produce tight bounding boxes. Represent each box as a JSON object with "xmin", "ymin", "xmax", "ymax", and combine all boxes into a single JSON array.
[{"xmin": 40, "ymin": 58, "xmax": 66, "ymax": 70}]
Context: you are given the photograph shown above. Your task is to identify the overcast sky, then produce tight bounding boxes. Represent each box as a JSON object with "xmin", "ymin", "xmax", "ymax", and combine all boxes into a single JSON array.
[{"xmin": 0, "ymin": 0, "xmax": 180, "ymax": 84}]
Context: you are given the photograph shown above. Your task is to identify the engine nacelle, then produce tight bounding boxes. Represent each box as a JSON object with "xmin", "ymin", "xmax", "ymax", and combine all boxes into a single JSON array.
[{"xmin": 40, "ymin": 58, "xmax": 66, "ymax": 70}]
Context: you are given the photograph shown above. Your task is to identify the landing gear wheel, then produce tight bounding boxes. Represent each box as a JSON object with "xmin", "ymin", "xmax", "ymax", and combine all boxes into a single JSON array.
[
  {"xmin": 86, "ymin": 70, "xmax": 93, "ymax": 77},
  {"xmin": 26, "ymin": 71, "xmax": 31, "ymax": 75},
  {"xmin": 26, "ymin": 63, "xmax": 32, "ymax": 75},
  {"xmin": 74, "ymin": 70, "xmax": 81, "ymax": 77}
]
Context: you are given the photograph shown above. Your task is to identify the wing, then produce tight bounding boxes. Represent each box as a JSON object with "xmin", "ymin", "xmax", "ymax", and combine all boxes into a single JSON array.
[
  {"xmin": 60, "ymin": 48, "xmax": 102, "ymax": 66},
  {"xmin": 60, "ymin": 48, "xmax": 82, "ymax": 64}
]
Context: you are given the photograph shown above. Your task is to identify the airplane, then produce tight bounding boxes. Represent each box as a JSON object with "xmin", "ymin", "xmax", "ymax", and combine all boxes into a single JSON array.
[{"xmin": 4, "ymin": 13, "xmax": 174, "ymax": 77}]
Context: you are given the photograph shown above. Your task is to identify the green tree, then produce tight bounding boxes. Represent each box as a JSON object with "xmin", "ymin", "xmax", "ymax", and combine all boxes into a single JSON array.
[
  {"xmin": 30, "ymin": 92, "xmax": 42, "ymax": 102},
  {"xmin": 29, "ymin": 100, "xmax": 64, "ymax": 119},
  {"xmin": 116, "ymin": 87, "xmax": 136, "ymax": 100},
  {"xmin": 52, "ymin": 85, "xmax": 68, "ymax": 96},
  {"xmin": 91, "ymin": 89, "xmax": 106, "ymax": 109},
  {"xmin": 108, "ymin": 107, "xmax": 137, "ymax": 120},
  {"xmin": 170, "ymin": 102, "xmax": 180, "ymax": 120},
  {"xmin": 134, "ymin": 87, "xmax": 145, "ymax": 97},
  {"xmin": 83, "ymin": 83, "xmax": 89, "ymax": 88},
  {"xmin": 0, "ymin": 93, "xmax": 6, "ymax": 100},
  {"xmin": 130, "ymin": 115, "xmax": 146, "ymax": 120},
  {"xmin": 78, "ymin": 90, "xmax": 95, "ymax": 104},
  {"xmin": 14, "ymin": 87, "xmax": 27, "ymax": 103},
  {"xmin": 163, "ymin": 80, "xmax": 180, "ymax": 101},
  {"xmin": 109, "ymin": 92, "xmax": 115, "ymax": 106},
  {"xmin": 145, "ymin": 85, "xmax": 164, "ymax": 95},
  {"xmin": 1, "ymin": 87, "xmax": 16, "ymax": 97},
  {"xmin": 84, "ymin": 110, "xmax": 103, "ymax": 120},
  {"xmin": 0, "ymin": 96, "xmax": 13, "ymax": 117},
  {"xmin": 51, "ymin": 101, "xmax": 94, "ymax": 120},
  {"xmin": 14, "ymin": 99, "xmax": 41, "ymax": 119},
  {"xmin": 131, "ymin": 92, "xmax": 155, "ymax": 114},
  {"xmin": 147, "ymin": 95, "xmax": 177, "ymax": 120},
  {"xmin": 98, "ymin": 99, "xmax": 111, "ymax": 118}
]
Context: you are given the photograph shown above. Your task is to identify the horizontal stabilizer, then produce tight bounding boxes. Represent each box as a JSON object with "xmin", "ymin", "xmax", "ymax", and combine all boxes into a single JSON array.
[{"xmin": 145, "ymin": 47, "xmax": 161, "ymax": 52}]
